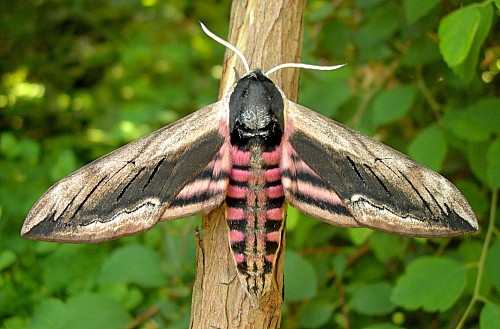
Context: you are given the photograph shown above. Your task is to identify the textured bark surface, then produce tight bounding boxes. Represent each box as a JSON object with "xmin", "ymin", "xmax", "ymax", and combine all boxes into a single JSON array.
[{"xmin": 190, "ymin": 1, "xmax": 306, "ymax": 328}]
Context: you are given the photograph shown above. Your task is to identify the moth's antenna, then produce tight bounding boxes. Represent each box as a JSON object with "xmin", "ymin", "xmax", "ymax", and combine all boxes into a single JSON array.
[
  {"xmin": 265, "ymin": 63, "xmax": 346, "ymax": 76},
  {"xmin": 200, "ymin": 22, "xmax": 250, "ymax": 75}
]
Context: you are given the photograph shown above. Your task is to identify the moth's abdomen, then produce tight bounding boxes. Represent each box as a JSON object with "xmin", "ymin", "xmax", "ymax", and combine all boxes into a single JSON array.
[
  {"xmin": 226, "ymin": 144, "xmax": 286, "ymax": 303},
  {"xmin": 226, "ymin": 70, "xmax": 286, "ymax": 305}
]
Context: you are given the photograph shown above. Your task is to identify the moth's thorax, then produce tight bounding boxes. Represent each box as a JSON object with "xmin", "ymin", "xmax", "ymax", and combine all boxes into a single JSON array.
[{"xmin": 229, "ymin": 70, "xmax": 284, "ymax": 150}]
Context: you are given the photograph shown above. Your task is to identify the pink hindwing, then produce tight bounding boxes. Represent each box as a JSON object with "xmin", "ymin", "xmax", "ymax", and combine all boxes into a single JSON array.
[{"xmin": 161, "ymin": 142, "xmax": 231, "ymax": 220}]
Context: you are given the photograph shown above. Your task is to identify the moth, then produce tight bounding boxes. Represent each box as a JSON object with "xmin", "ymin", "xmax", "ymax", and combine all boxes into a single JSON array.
[{"xmin": 22, "ymin": 24, "xmax": 478, "ymax": 306}]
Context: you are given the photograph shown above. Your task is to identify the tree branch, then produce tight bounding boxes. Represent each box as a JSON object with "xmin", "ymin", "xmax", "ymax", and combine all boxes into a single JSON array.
[{"xmin": 190, "ymin": 1, "xmax": 306, "ymax": 328}]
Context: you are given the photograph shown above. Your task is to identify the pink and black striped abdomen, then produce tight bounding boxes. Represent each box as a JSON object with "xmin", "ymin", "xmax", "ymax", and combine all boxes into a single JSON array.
[
  {"xmin": 226, "ymin": 144, "xmax": 286, "ymax": 302},
  {"xmin": 226, "ymin": 70, "xmax": 287, "ymax": 304}
]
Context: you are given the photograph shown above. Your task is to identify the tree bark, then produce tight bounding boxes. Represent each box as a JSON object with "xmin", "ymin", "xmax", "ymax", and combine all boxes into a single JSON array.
[{"xmin": 190, "ymin": 1, "xmax": 306, "ymax": 328}]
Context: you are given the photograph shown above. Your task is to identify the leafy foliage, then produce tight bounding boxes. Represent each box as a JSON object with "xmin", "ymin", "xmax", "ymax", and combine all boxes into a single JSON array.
[
  {"xmin": 391, "ymin": 257, "xmax": 467, "ymax": 312},
  {"xmin": 1, "ymin": 0, "xmax": 498, "ymax": 328}
]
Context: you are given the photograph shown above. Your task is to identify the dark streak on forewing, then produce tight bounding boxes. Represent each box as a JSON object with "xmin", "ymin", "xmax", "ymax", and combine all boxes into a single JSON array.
[
  {"xmin": 78, "ymin": 133, "xmax": 224, "ymax": 222},
  {"xmin": 288, "ymin": 129, "xmax": 475, "ymax": 233}
]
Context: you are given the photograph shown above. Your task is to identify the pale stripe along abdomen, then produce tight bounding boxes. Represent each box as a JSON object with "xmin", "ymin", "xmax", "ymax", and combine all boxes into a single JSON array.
[{"xmin": 226, "ymin": 144, "xmax": 286, "ymax": 302}]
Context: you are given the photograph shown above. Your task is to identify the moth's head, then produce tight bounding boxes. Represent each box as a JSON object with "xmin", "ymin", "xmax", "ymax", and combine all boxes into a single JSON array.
[{"xmin": 228, "ymin": 70, "xmax": 284, "ymax": 132}]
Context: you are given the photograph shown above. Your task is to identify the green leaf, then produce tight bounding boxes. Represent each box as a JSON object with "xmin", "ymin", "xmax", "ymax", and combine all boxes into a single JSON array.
[
  {"xmin": 0, "ymin": 132, "xmax": 17, "ymax": 157},
  {"xmin": 286, "ymin": 205, "xmax": 302, "ymax": 231},
  {"xmin": 19, "ymin": 139, "xmax": 41, "ymax": 165},
  {"xmin": 347, "ymin": 227, "xmax": 373, "ymax": 246},
  {"xmin": 351, "ymin": 282, "xmax": 396, "ymax": 315},
  {"xmin": 391, "ymin": 257, "xmax": 467, "ymax": 311},
  {"xmin": 408, "ymin": 124, "xmax": 447, "ymax": 171},
  {"xmin": 486, "ymin": 138, "xmax": 500, "ymax": 189},
  {"xmin": 351, "ymin": 256, "xmax": 388, "ymax": 283},
  {"xmin": 468, "ymin": 98, "xmax": 500, "ymax": 134},
  {"xmin": 27, "ymin": 299, "xmax": 66, "ymax": 329},
  {"xmin": 449, "ymin": 4, "xmax": 493, "ymax": 83},
  {"xmin": 98, "ymin": 283, "xmax": 144, "ymax": 311},
  {"xmin": 438, "ymin": 6, "xmax": 480, "ymax": 67},
  {"xmin": 486, "ymin": 241, "xmax": 500, "ymax": 292},
  {"xmin": 298, "ymin": 300, "xmax": 334, "ymax": 328},
  {"xmin": 308, "ymin": 3, "xmax": 335, "ymax": 22},
  {"xmin": 495, "ymin": 0, "xmax": 500, "ymax": 10},
  {"xmin": 41, "ymin": 244, "xmax": 104, "ymax": 294},
  {"xmin": 27, "ymin": 293, "xmax": 131, "ymax": 329},
  {"xmin": 1, "ymin": 136, "xmax": 41, "ymax": 164},
  {"xmin": 359, "ymin": 43, "xmax": 394, "ymax": 62},
  {"xmin": 370, "ymin": 232, "xmax": 402, "ymax": 264},
  {"xmin": 99, "ymin": 244, "xmax": 167, "ymax": 288},
  {"xmin": 444, "ymin": 110, "xmax": 491, "ymax": 142},
  {"xmin": 284, "ymin": 249, "xmax": 318, "ymax": 301},
  {"xmin": 300, "ymin": 68, "xmax": 352, "ymax": 118},
  {"xmin": 404, "ymin": 0, "xmax": 440, "ymax": 24},
  {"xmin": 355, "ymin": 2, "xmax": 401, "ymax": 47},
  {"xmin": 0, "ymin": 249, "xmax": 17, "ymax": 272},
  {"xmin": 480, "ymin": 303, "xmax": 500, "ymax": 329},
  {"xmin": 3, "ymin": 316, "xmax": 28, "ymax": 329},
  {"xmin": 372, "ymin": 86, "xmax": 417, "ymax": 126},
  {"xmin": 50, "ymin": 149, "xmax": 78, "ymax": 181},
  {"xmin": 467, "ymin": 142, "xmax": 489, "ymax": 184}
]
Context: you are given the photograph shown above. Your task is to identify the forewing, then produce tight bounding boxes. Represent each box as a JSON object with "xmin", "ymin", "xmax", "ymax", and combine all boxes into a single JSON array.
[
  {"xmin": 285, "ymin": 101, "xmax": 478, "ymax": 237},
  {"xmin": 22, "ymin": 101, "xmax": 226, "ymax": 242}
]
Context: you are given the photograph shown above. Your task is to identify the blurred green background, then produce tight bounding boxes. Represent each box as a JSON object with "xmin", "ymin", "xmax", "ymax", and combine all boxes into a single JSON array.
[{"xmin": 1, "ymin": 0, "xmax": 499, "ymax": 328}]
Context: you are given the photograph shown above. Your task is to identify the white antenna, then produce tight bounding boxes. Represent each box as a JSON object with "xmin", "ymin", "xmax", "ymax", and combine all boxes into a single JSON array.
[
  {"xmin": 200, "ymin": 22, "xmax": 346, "ymax": 78},
  {"xmin": 200, "ymin": 22, "xmax": 250, "ymax": 75},
  {"xmin": 265, "ymin": 63, "xmax": 346, "ymax": 76}
]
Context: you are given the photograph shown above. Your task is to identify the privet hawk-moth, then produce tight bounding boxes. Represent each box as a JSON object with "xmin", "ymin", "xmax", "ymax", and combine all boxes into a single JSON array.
[{"xmin": 22, "ymin": 24, "xmax": 478, "ymax": 306}]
